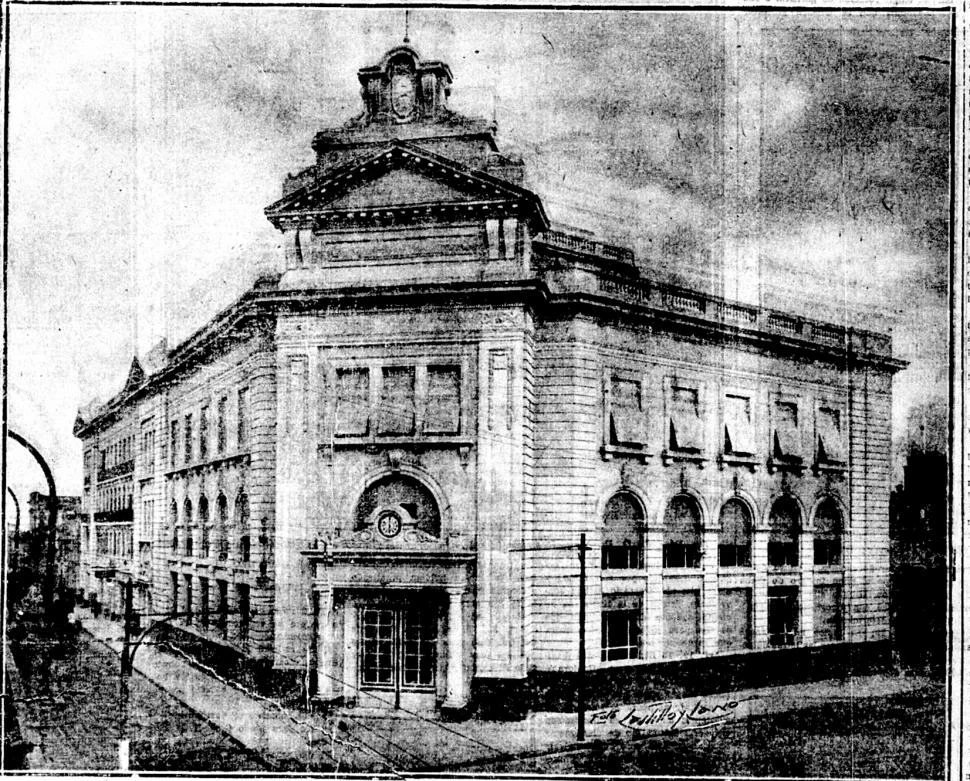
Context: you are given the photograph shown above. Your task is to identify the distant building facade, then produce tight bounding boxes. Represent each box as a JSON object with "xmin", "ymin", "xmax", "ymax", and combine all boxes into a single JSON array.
[
  {"xmin": 74, "ymin": 44, "xmax": 905, "ymax": 714},
  {"xmin": 26, "ymin": 492, "xmax": 83, "ymax": 595}
]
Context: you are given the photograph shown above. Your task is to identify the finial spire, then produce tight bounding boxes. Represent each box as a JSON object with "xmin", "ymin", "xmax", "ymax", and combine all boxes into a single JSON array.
[{"xmin": 403, "ymin": 9, "xmax": 410, "ymax": 44}]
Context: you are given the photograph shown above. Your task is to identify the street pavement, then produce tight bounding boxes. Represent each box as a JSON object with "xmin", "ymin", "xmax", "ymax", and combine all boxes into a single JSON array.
[
  {"xmin": 68, "ymin": 610, "xmax": 936, "ymax": 773},
  {"xmin": 6, "ymin": 620, "xmax": 268, "ymax": 771}
]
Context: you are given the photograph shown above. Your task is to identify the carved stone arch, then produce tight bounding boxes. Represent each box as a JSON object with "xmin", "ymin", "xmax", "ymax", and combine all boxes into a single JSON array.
[
  {"xmin": 662, "ymin": 486, "xmax": 710, "ymax": 530},
  {"xmin": 808, "ymin": 492, "xmax": 849, "ymax": 532},
  {"xmin": 352, "ymin": 463, "xmax": 451, "ymax": 532},
  {"xmin": 713, "ymin": 488, "xmax": 760, "ymax": 534},
  {"xmin": 760, "ymin": 491, "xmax": 807, "ymax": 533},
  {"xmin": 595, "ymin": 481, "xmax": 650, "ymax": 525}
]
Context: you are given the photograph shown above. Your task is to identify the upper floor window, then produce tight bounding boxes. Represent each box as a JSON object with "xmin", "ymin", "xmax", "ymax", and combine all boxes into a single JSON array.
[
  {"xmin": 718, "ymin": 499, "xmax": 752, "ymax": 567},
  {"xmin": 424, "ymin": 366, "xmax": 461, "ymax": 435},
  {"xmin": 335, "ymin": 369, "xmax": 370, "ymax": 437},
  {"xmin": 237, "ymin": 387, "xmax": 250, "ymax": 450},
  {"xmin": 170, "ymin": 420, "xmax": 179, "ymax": 467},
  {"xmin": 217, "ymin": 396, "xmax": 228, "ymax": 453},
  {"xmin": 183, "ymin": 414, "xmax": 193, "ymax": 465},
  {"xmin": 663, "ymin": 495, "xmax": 702, "ymax": 568},
  {"xmin": 199, "ymin": 405, "xmax": 209, "ymax": 460},
  {"xmin": 768, "ymin": 496, "xmax": 801, "ymax": 568},
  {"xmin": 723, "ymin": 394, "xmax": 755, "ymax": 456},
  {"xmin": 601, "ymin": 493, "xmax": 644, "ymax": 570},
  {"xmin": 813, "ymin": 497, "xmax": 843, "ymax": 566},
  {"xmin": 608, "ymin": 377, "xmax": 646, "ymax": 447},
  {"xmin": 816, "ymin": 407, "xmax": 846, "ymax": 465},
  {"xmin": 217, "ymin": 493, "xmax": 229, "ymax": 561},
  {"xmin": 183, "ymin": 498, "xmax": 194, "ymax": 556},
  {"xmin": 772, "ymin": 400, "xmax": 802, "ymax": 463},
  {"xmin": 669, "ymin": 386, "xmax": 703, "ymax": 453},
  {"xmin": 198, "ymin": 495, "xmax": 210, "ymax": 559},
  {"xmin": 378, "ymin": 367, "xmax": 415, "ymax": 436}
]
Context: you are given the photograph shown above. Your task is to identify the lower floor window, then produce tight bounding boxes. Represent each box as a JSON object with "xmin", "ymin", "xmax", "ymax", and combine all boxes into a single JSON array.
[
  {"xmin": 814, "ymin": 584, "xmax": 843, "ymax": 642},
  {"xmin": 360, "ymin": 606, "xmax": 437, "ymax": 690},
  {"xmin": 663, "ymin": 590, "xmax": 700, "ymax": 658},
  {"xmin": 718, "ymin": 588, "xmax": 752, "ymax": 652},
  {"xmin": 768, "ymin": 586, "xmax": 798, "ymax": 647},
  {"xmin": 601, "ymin": 594, "xmax": 642, "ymax": 662}
]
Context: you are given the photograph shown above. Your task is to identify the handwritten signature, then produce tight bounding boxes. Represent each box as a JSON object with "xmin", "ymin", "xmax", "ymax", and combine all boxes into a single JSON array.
[{"xmin": 588, "ymin": 694, "xmax": 756, "ymax": 732}]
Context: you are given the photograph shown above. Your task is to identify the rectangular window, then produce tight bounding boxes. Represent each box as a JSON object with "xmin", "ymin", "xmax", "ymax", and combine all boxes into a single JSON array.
[
  {"xmin": 663, "ymin": 590, "xmax": 700, "ymax": 658},
  {"xmin": 609, "ymin": 377, "xmax": 646, "ymax": 446},
  {"xmin": 335, "ymin": 369, "xmax": 369, "ymax": 437},
  {"xmin": 379, "ymin": 367, "xmax": 416, "ymax": 435},
  {"xmin": 724, "ymin": 394, "xmax": 755, "ymax": 455},
  {"xmin": 669, "ymin": 386, "xmax": 703, "ymax": 452},
  {"xmin": 768, "ymin": 587, "xmax": 798, "ymax": 647},
  {"xmin": 216, "ymin": 580, "xmax": 229, "ymax": 637},
  {"xmin": 199, "ymin": 405, "xmax": 209, "ymax": 460},
  {"xmin": 170, "ymin": 572, "xmax": 179, "ymax": 618},
  {"xmin": 773, "ymin": 401, "xmax": 802, "ymax": 461},
  {"xmin": 814, "ymin": 585, "xmax": 842, "ymax": 642},
  {"xmin": 183, "ymin": 414, "xmax": 193, "ymax": 465},
  {"xmin": 718, "ymin": 588, "xmax": 752, "ymax": 652},
  {"xmin": 237, "ymin": 388, "xmax": 250, "ymax": 449},
  {"xmin": 183, "ymin": 574, "xmax": 193, "ymax": 624},
  {"xmin": 423, "ymin": 366, "xmax": 461, "ymax": 434},
  {"xmin": 217, "ymin": 397, "xmax": 227, "ymax": 453},
  {"xmin": 817, "ymin": 407, "xmax": 846, "ymax": 464},
  {"xmin": 601, "ymin": 594, "xmax": 642, "ymax": 662},
  {"xmin": 169, "ymin": 420, "xmax": 179, "ymax": 467},
  {"xmin": 199, "ymin": 577, "xmax": 210, "ymax": 629},
  {"xmin": 237, "ymin": 583, "xmax": 250, "ymax": 641}
]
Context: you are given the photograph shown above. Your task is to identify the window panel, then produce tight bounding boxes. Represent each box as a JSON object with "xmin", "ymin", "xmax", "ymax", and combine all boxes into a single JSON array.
[
  {"xmin": 768, "ymin": 497, "xmax": 801, "ymax": 568},
  {"xmin": 663, "ymin": 590, "xmax": 700, "ymax": 658},
  {"xmin": 814, "ymin": 585, "xmax": 842, "ymax": 642},
  {"xmin": 724, "ymin": 394, "xmax": 755, "ymax": 455},
  {"xmin": 183, "ymin": 414, "xmax": 193, "ymax": 464},
  {"xmin": 379, "ymin": 367, "xmax": 416, "ymax": 435},
  {"xmin": 601, "ymin": 594, "xmax": 642, "ymax": 661},
  {"xmin": 335, "ymin": 369, "xmax": 370, "ymax": 437},
  {"xmin": 773, "ymin": 401, "xmax": 802, "ymax": 461},
  {"xmin": 602, "ymin": 493, "xmax": 644, "ymax": 569},
  {"xmin": 237, "ymin": 387, "xmax": 250, "ymax": 449},
  {"xmin": 610, "ymin": 378, "xmax": 646, "ymax": 446},
  {"xmin": 669, "ymin": 386, "xmax": 703, "ymax": 452},
  {"xmin": 663, "ymin": 495, "xmax": 702, "ymax": 568},
  {"xmin": 199, "ymin": 405, "xmax": 209, "ymax": 460},
  {"xmin": 813, "ymin": 498, "xmax": 843, "ymax": 566},
  {"xmin": 718, "ymin": 499, "xmax": 752, "ymax": 567},
  {"xmin": 817, "ymin": 407, "xmax": 846, "ymax": 464},
  {"xmin": 424, "ymin": 366, "xmax": 461, "ymax": 434},
  {"xmin": 768, "ymin": 587, "xmax": 798, "ymax": 647},
  {"xmin": 718, "ymin": 588, "xmax": 752, "ymax": 652}
]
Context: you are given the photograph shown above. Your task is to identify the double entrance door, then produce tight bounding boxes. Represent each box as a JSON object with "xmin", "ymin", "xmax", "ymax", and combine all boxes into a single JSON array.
[{"xmin": 359, "ymin": 606, "xmax": 437, "ymax": 708}]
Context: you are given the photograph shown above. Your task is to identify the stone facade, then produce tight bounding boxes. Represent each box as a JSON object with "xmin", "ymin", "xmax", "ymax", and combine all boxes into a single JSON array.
[{"xmin": 74, "ymin": 43, "xmax": 904, "ymax": 715}]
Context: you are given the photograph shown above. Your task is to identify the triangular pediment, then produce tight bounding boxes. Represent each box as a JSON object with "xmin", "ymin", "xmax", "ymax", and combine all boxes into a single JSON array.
[
  {"xmin": 122, "ymin": 356, "xmax": 145, "ymax": 394},
  {"xmin": 265, "ymin": 142, "xmax": 547, "ymax": 228}
]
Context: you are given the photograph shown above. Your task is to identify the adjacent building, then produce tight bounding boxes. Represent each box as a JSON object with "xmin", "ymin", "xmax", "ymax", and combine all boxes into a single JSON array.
[{"xmin": 74, "ymin": 43, "xmax": 905, "ymax": 715}]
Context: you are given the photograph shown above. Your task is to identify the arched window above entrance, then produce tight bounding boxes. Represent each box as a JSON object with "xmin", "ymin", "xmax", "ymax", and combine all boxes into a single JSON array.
[{"xmin": 354, "ymin": 475, "xmax": 441, "ymax": 538}]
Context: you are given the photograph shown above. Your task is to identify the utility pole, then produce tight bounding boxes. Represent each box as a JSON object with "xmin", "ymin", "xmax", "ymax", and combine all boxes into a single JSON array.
[
  {"xmin": 119, "ymin": 578, "xmax": 134, "ymax": 771},
  {"xmin": 577, "ymin": 532, "xmax": 587, "ymax": 742}
]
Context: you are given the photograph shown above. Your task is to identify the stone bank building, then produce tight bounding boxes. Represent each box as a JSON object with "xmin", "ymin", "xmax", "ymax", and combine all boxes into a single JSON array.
[{"xmin": 74, "ymin": 44, "xmax": 905, "ymax": 716}]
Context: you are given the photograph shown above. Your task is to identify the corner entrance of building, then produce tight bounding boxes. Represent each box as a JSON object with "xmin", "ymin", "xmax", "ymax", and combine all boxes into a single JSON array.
[{"xmin": 359, "ymin": 606, "xmax": 437, "ymax": 709}]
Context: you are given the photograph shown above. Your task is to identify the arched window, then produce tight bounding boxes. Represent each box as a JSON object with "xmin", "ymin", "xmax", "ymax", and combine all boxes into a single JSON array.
[
  {"xmin": 354, "ymin": 475, "xmax": 440, "ymax": 538},
  {"xmin": 718, "ymin": 499, "xmax": 752, "ymax": 568},
  {"xmin": 235, "ymin": 491, "xmax": 250, "ymax": 561},
  {"xmin": 198, "ymin": 495, "xmax": 210, "ymax": 559},
  {"xmin": 216, "ymin": 493, "xmax": 229, "ymax": 561},
  {"xmin": 183, "ymin": 498, "xmax": 194, "ymax": 557},
  {"xmin": 768, "ymin": 496, "xmax": 800, "ymax": 568},
  {"xmin": 601, "ymin": 493, "xmax": 644, "ymax": 569},
  {"xmin": 813, "ymin": 498, "xmax": 843, "ymax": 567},
  {"xmin": 663, "ymin": 495, "xmax": 701, "ymax": 568}
]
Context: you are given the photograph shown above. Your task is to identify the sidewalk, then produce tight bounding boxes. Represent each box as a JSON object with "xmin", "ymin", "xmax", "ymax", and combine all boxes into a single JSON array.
[{"xmin": 80, "ymin": 611, "xmax": 933, "ymax": 772}]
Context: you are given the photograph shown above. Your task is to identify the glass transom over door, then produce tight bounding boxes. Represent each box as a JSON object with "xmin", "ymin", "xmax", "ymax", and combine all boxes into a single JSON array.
[{"xmin": 360, "ymin": 606, "xmax": 437, "ymax": 699}]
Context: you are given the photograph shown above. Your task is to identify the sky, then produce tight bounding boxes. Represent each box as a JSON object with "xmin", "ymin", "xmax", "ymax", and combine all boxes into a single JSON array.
[{"xmin": 4, "ymin": 6, "xmax": 951, "ymax": 504}]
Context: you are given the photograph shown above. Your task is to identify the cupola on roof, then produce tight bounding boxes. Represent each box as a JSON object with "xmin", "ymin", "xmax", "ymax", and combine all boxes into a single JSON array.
[{"xmin": 354, "ymin": 45, "xmax": 453, "ymax": 126}]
